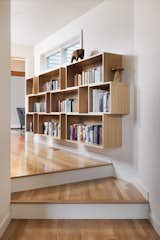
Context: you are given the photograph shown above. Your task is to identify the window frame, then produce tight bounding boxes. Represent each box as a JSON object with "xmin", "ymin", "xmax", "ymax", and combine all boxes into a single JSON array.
[{"xmin": 40, "ymin": 32, "xmax": 82, "ymax": 72}]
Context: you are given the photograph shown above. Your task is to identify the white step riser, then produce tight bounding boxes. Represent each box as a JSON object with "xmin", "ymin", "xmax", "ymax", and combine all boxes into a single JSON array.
[
  {"xmin": 11, "ymin": 203, "xmax": 149, "ymax": 219},
  {"xmin": 11, "ymin": 165, "xmax": 114, "ymax": 192}
]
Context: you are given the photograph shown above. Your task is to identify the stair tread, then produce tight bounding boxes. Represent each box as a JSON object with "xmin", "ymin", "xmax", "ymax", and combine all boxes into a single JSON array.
[
  {"xmin": 11, "ymin": 177, "xmax": 148, "ymax": 204},
  {"xmin": 2, "ymin": 219, "xmax": 159, "ymax": 240},
  {"xmin": 11, "ymin": 130, "xmax": 110, "ymax": 178}
]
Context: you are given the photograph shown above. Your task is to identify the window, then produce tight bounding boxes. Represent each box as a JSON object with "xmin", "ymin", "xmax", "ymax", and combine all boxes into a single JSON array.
[
  {"xmin": 46, "ymin": 51, "xmax": 61, "ymax": 70},
  {"xmin": 64, "ymin": 42, "xmax": 80, "ymax": 64},
  {"xmin": 42, "ymin": 38, "xmax": 80, "ymax": 71}
]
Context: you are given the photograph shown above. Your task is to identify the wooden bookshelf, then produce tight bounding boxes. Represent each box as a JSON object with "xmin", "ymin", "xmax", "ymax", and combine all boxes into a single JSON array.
[{"xmin": 26, "ymin": 52, "xmax": 130, "ymax": 149}]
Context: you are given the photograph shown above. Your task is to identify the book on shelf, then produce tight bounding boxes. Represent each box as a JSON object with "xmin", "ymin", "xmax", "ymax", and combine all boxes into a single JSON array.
[
  {"xmin": 73, "ymin": 74, "xmax": 82, "ymax": 86},
  {"xmin": 33, "ymin": 102, "xmax": 46, "ymax": 112},
  {"xmin": 69, "ymin": 123, "xmax": 102, "ymax": 145},
  {"xmin": 72, "ymin": 66, "xmax": 102, "ymax": 86},
  {"xmin": 43, "ymin": 120, "xmax": 60, "ymax": 137},
  {"xmin": 58, "ymin": 98, "xmax": 78, "ymax": 113},
  {"xmin": 29, "ymin": 121, "xmax": 33, "ymax": 132},
  {"xmin": 42, "ymin": 79, "xmax": 60, "ymax": 92},
  {"xmin": 92, "ymin": 89, "xmax": 110, "ymax": 112}
]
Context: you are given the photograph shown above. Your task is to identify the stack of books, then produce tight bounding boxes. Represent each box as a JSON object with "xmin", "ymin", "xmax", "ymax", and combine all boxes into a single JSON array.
[
  {"xmin": 43, "ymin": 120, "xmax": 60, "ymax": 137},
  {"xmin": 42, "ymin": 79, "xmax": 60, "ymax": 92},
  {"xmin": 72, "ymin": 66, "xmax": 102, "ymax": 86},
  {"xmin": 33, "ymin": 102, "xmax": 46, "ymax": 112},
  {"xmin": 58, "ymin": 98, "xmax": 78, "ymax": 112},
  {"xmin": 73, "ymin": 74, "xmax": 82, "ymax": 86},
  {"xmin": 92, "ymin": 89, "xmax": 110, "ymax": 112},
  {"xmin": 69, "ymin": 123, "xmax": 102, "ymax": 145},
  {"xmin": 52, "ymin": 80, "xmax": 60, "ymax": 91}
]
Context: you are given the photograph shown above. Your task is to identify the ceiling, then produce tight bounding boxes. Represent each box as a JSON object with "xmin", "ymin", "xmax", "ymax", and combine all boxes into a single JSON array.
[{"xmin": 11, "ymin": 0, "xmax": 104, "ymax": 46}]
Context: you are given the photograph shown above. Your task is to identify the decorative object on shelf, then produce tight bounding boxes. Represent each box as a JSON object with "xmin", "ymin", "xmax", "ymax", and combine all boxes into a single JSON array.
[
  {"xmin": 71, "ymin": 49, "xmax": 85, "ymax": 63},
  {"xmin": 111, "ymin": 67, "xmax": 124, "ymax": 83},
  {"xmin": 89, "ymin": 50, "xmax": 99, "ymax": 57}
]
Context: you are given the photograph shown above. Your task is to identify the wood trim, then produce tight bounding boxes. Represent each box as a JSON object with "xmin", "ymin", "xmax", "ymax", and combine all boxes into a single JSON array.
[{"xmin": 11, "ymin": 71, "xmax": 25, "ymax": 77}]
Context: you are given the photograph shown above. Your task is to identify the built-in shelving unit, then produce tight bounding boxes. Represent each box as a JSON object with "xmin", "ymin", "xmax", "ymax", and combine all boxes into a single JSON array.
[{"xmin": 26, "ymin": 52, "xmax": 130, "ymax": 149}]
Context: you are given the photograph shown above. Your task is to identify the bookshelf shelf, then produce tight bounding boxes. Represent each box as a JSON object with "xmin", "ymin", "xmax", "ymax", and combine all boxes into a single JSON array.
[
  {"xmin": 38, "ymin": 113, "xmax": 65, "ymax": 139},
  {"xmin": 26, "ymin": 52, "xmax": 130, "ymax": 149},
  {"xmin": 39, "ymin": 67, "xmax": 65, "ymax": 93}
]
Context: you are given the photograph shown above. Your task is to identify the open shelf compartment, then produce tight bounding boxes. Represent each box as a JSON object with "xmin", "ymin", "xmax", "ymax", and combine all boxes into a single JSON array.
[
  {"xmin": 38, "ymin": 114, "xmax": 65, "ymax": 139},
  {"xmin": 66, "ymin": 52, "xmax": 122, "ymax": 88},
  {"xmin": 51, "ymin": 88, "xmax": 79, "ymax": 113},
  {"xmin": 26, "ymin": 78, "xmax": 33, "ymax": 95},
  {"xmin": 28, "ymin": 93, "xmax": 48, "ymax": 113},
  {"xmin": 26, "ymin": 113, "xmax": 38, "ymax": 133},
  {"xmin": 89, "ymin": 82, "xmax": 129, "ymax": 114},
  {"xmin": 38, "ymin": 67, "xmax": 65, "ymax": 93},
  {"xmin": 66, "ymin": 114, "xmax": 122, "ymax": 148}
]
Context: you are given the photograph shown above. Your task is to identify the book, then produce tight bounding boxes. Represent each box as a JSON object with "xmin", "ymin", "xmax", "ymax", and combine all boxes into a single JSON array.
[
  {"xmin": 92, "ymin": 89, "xmax": 106, "ymax": 112},
  {"xmin": 33, "ymin": 101, "xmax": 46, "ymax": 112},
  {"xmin": 69, "ymin": 123, "xmax": 102, "ymax": 145},
  {"xmin": 94, "ymin": 66, "xmax": 102, "ymax": 83},
  {"xmin": 29, "ymin": 122, "xmax": 33, "ymax": 132},
  {"xmin": 103, "ymin": 92, "xmax": 110, "ymax": 112},
  {"xmin": 43, "ymin": 79, "xmax": 60, "ymax": 92},
  {"xmin": 59, "ymin": 98, "xmax": 78, "ymax": 113},
  {"xmin": 43, "ymin": 120, "xmax": 60, "ymax": 137}
]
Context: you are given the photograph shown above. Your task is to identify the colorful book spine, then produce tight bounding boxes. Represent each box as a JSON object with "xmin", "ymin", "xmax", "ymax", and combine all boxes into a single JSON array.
[{"xmin": 69, "ymin": 123, "xmax": 102, "ymax": 145}]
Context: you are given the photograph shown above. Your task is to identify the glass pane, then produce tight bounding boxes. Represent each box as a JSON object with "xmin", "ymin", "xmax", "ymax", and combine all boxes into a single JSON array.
[
  {"xmin": 64, "ymin": 42, "xmax": 80, "ymax": 64},
  {"xmin": 46, "ymin": 51, "xmax": 61, "ymax": 70}
]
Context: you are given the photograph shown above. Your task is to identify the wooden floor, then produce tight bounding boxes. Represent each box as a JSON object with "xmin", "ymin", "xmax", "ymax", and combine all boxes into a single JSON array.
[
  {"xmin": 11, "ymin": 130, "xmax": 109, "ymax": 178},
  {"xmin": 2, "ymin": 219, "xmax": 159, "ymax": 240},
  {"xmin": 11, "ymin": 177, "xmax": 147, "ymax": 204}
]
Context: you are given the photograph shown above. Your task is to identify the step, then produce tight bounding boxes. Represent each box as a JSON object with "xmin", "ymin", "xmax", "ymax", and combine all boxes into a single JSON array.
[
  {"xmin": 11, "ymin": 177, "xmax": 149, "ymax": 219},
  {"xmin": 11, "ymin": 164, "xmax": 114, "ymax": 192},
  {"xmin": 2, "ymin": 219, "xmax": 159, "ymax": 240},
  {"xmin": 11, "ymin": 130, "xmax": 113, "ymax": 192}
]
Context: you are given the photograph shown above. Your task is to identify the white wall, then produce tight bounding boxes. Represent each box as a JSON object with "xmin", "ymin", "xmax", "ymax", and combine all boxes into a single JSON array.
[
  {"xmin": 11, "ymin": 76, "xmax": 25, "ymax": 128},
  {"xmin": 0, "ymin": 0, "xmax": 10, "ymax": 236},
  {"xmin": 134, "ymin": 0, "xmax": 160, "ymax": 233},
  {"xmin": 34, "ymin": 0, "xmax": 135, "ymax": 178}
]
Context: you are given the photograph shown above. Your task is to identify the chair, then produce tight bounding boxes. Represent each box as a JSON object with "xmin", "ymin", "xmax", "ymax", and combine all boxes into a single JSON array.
[{"xmin": 17, "ymin": 108, "xmax": 25, "ymax": 129}]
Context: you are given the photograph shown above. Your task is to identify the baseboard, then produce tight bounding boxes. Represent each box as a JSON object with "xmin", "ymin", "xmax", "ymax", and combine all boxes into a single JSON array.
[
  {"xmin": 150, "ymin": 214, "xmax": 160, "ymax": 236},
  {"xmin": 115, "ymin": 171, "xmax": 149, "ymax": 201},
  {"xmin": 129, "ymin": 177, "xmax": 149, "ymax": 201},
  {"xmin": 0, "ymin": 212, "xmax": 10, "ymax": 238}
]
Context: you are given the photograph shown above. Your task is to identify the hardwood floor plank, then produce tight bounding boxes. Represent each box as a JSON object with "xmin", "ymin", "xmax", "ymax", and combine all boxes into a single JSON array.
[
  {"xmin": 1, "ymin": 219, "xmax": 159, "ymax": 240},
  {"xmin": 11, "ymin": 130, "xmax": 109, "ymax": 178},
  {"xmin": 11, "ymin": 177, "xmax": 148, "ymax": 204}
]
